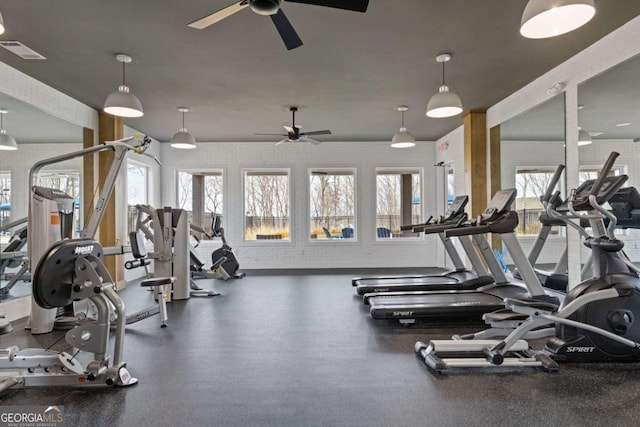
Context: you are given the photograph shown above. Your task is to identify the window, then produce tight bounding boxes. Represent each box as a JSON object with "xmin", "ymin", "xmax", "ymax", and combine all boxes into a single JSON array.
[
  {"xmin": 37, "ymin": 169, "xmax": 81, "ymax": 235},
  {"xmin": 515, "ymin": 168, "xmax": 560, "ymax": 236},
  {"xmin": 244, "ymin": 169, "xmax": 290, "ymax": 241},
  {"xmin": 0, "ymin": 171, "xmax": 10, "ymax": 241},
  {"xmin": 127, "ymin": 162, "xmax": 149, "ymax": 234},
  {"xmin": 176, "ymin": 170, "xmax": 224, "ymax": 236},
  {"xmin": 375, "ymin": 169, "xmax": 422, "ymax": 239},
  {"xmin": 309, "ymin": 169, "xmax": 355, "ymax": 240}
]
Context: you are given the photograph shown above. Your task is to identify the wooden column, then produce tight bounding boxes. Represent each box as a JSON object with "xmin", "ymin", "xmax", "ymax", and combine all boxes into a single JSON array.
[
  {"xmin": 489, "ymin": 125, "xmax": 502, "ymax": 251},
  {"xmin": 463, "ymin": 111, "xmax": 487, "ymax": 218},
  {"xmin": 192, "ymin": 174, "xmax": 205, "ymax": 238},
  {"xmin": 98, "ymin": 111, "xmax": 126, "ymax": 289},
  {"xmin": 401, "ymin": 174, "xmax": 413, "ymax": 229}
]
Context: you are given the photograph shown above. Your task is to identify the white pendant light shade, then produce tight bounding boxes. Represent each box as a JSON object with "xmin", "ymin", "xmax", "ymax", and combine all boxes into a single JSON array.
[
  {"xmin": 0, "ymin": 131, "xmax": 17, "ymax": 150},
  {"xmin": 520, "ymin": 0, "xmax": 596, "ymax": 39},
  {"xmin": 391, "ymin": 106, "xmax": 416, "ymax": 148},
  {"xmin": 103, "ymin": 53, "xmax": 144, "ymax": 118},
  {"xmin": 103, "ymin": 85, "xmax": 144, "ymax": 118},
  {"xmin": 171, "ymin": 107, "xmax": 197, "ymax": 149},
  {"xmin": 426, "ymin": 53, "xmax": 463, "ymax": 119},
  {"xmin": 426, "ymin": 85, "xmax": 463, "ymax": 118},
  {"xmin": 578, "ymin": 129, "xmax": 592, "ymax": 146},
  {"xmin": 0, "ymin": 10, "xmax": 6, "ymax": 35},
  {"xmin": 0, "ymin": 109, "xmax": 17, "ymax": 151}
]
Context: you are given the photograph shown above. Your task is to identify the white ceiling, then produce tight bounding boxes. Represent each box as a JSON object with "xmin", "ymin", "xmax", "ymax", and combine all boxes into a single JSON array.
[{"xmin": 0, "ymin": 1, "xmax": 639, "ymax": 143}]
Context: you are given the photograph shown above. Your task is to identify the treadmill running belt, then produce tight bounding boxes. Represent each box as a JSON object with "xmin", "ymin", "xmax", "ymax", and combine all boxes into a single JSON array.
[{"xmin": 368, "ymin": 292, "xmax": 506, "ymax": 319}]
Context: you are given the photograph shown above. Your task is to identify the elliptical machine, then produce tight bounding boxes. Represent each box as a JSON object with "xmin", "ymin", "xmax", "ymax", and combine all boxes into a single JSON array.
[{"xmin": 416, "ymin": 152, "xmax": 640, "ymax": 372}]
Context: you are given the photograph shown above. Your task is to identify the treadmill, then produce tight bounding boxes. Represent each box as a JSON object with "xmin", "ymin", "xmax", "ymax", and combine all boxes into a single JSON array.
[
  {"xmin": 352, "ymin": 195, "xmax": 494, "ymax": 295},
  {"xmin": 366, "ymin": 188, "xmax": 559, "ymax": 323}
]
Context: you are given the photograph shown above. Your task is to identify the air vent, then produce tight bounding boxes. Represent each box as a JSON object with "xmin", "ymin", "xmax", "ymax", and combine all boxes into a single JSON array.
[{"xmin": 0, "ymin": 41, "xmax": 46, "ymax": 60}]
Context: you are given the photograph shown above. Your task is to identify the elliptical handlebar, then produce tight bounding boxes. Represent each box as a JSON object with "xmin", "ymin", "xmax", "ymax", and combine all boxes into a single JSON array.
[
  {"xmin": 589, "ymin": 151, "xmax": 619, "ymax": 197},
  {"xmin": 542, "ymin": 164, "xmax": 565, "ymax": 203}
]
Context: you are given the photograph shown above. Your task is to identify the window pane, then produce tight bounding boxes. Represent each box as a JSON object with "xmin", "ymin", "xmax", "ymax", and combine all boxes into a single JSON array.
[
  {"xmin": 309, "ymin": 170, "xmax": 355, "ymax": 240},
  {"xmin": 0, "ymin": 171, "xmax": 11, "ymax": 239},
  {"xmin": 176, "ymin": 171, "xmax": 224, "ymax": 237},
  {"xmin": 38, "ymin": 170, "xmax": 81, "ymax": 235},
  {"xmin": 127, "ymin": 163, "xmax": 148, "ymax": 206},
  {"xmin": 376, "ymin": 170, "xmax": 422, "ymax": 239},
  {"xmin": 515, "ymin": 170, "xmax": 554, "ymax": 236},
  {"xmin": 244, "ymin": 170, "xmax": 290, "ymax": 241}
]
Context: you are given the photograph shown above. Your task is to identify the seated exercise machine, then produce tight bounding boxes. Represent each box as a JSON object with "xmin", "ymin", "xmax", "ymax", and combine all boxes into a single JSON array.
[
  {"xmin": 191, "ymin": 226, "xmax": 245, "ymax": 281},
  {"xmin": 0, "ymin": 135, "xmax": 152, "ymax": 391},
  {"xmin": 365, "ymin": 188, "xmax": 561, "ymax": 324},
  {"xmin": 124, "ymin": 230, "xmax": 175, "ymax": 328},
  {"xmin": 352, "ymin": 195, "xmax": 494, "ymax": 295},
  {"xmin": 416, "ymin": 152, "xmax": 640, "ymax": 373},
  {"xmin": 133, "ymin": 204, "xmax": 219, "ymax": 298}
]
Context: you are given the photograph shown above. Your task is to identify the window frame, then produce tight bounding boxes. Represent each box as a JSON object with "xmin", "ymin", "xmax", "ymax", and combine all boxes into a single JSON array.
[
  {"xmin": 308, "ymin": 168, "xmax": 357, "ymax": 242},
  {"xmin": 242, "ymin": 168, "xmax": 292, "ymax": 243},
  {"xmin": 374, "ymin": 167, "xmax": 424, "ymax": 241}
]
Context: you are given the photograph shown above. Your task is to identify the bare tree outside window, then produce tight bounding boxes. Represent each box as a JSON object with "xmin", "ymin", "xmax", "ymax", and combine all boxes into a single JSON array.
[
  {"xmin": 244, "ymin": 170, "xmax": 290, "ymax": 240},
  {"xmin": 309, "ymin": 170, "xmax": 355, "ymax": 239}
]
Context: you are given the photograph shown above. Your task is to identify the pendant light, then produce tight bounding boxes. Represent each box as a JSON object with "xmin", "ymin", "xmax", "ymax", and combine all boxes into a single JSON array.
[
  {"xmin": 0, "ymin": 109, "xmax": 17, "ymax": 151},
  {"xmin": 426, "ymin": 53, "xmax": 463, "ymax": 119},
  {"xmin": 103, "ymin": 53, "xmax": 144, "ymax": 118},
  {"xmin": 0, "ymin": 9, "xmax": 6, "ymax": 35},
  {"xmin": 578, "ymin": 129, "xmax": 592, "ymax": 146},
  {"xmin": 170, "ymin": 107, "xmax": 197, "ymax": 149},
  {"xmin": 391, "ymin": 106, "xmax": 416, "ymax": 148},
  {"xmin": 520, "ymin": 0, "xmax": 596, "ymax": 39}
]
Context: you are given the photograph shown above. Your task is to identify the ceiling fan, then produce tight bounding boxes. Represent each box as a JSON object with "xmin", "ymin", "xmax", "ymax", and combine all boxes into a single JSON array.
[
  {"xmin": 256, "ymin": 106, "xmax": 331, "ymax": 145},
  {"xmin": 188, "ymin": 0, "xmax": 369, "ymax": 50}
]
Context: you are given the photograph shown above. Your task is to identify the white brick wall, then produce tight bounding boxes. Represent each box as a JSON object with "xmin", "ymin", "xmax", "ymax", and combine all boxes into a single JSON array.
[{"xmin": 160, "ymin": 140, "xmax": 439, "ymax": 269}]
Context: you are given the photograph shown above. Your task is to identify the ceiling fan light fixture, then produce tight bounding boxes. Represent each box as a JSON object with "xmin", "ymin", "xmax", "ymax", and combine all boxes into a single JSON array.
[
  {"xmin": 171, "ymin": 107, "xmax": 197, "ymax": 149},
  {"xmin": 520, "ymin": 0, "xmax": 596, "ymax": 39},
  {"xmin": 0, "ymin": 9, "xmax": 6, "ymax": 35},
  {"xmin": 426, "ymin": 53, "xmax": 463, "ymax": 119},
  {"xmin": 103, "ymin": 53, "xmax": 144, "ymax": 118},
  {"xmin": 0, "ymin": 109, "xmax": 17, "ymax": 151},
  {"xmin": 250, "ymin": 0, "xmax": 280, "ymax": 16},
  {"xmin": 391, "ymin": 106, "xmax": 416, "ymax": 148},
  {"xmin": 578, "ymin": 129, "xmax": 592, "ymax": 146}
]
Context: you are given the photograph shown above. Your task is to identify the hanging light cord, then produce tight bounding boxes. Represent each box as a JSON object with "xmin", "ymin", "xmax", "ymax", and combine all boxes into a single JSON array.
[
  {"xmin": 0, "ymin": 112, "xmax": 3, "ymax": 130},
  {"xmin": 441, "ymin": 61, "xmax": 446, "ymax": 86},
  {"xmin": 401, "ymin": 110, "xmax": 405, "ymax": 128},
  {"xmin": 122, "ymin": 60, "xmax": 126, "ymax": 86},
  {"xmin": 182, "ymin": 111, "xmax": 185, "ymax": 129}
]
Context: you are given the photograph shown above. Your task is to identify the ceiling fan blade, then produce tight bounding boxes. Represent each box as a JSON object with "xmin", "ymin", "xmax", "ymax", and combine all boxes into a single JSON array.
[
  {"xmin": 188, "ymin": 1, "xmax": 249, "ymax": 29},
  {"xmin": 300, "ymin": 136, "xmax": 322, "ymax": 145},
  {"xmin": 285, "ymin": 0, "xmax": 369, "ymax": 13},
  {"xmin": 300, "ymin": 129, "xmax": 332, "ymax": 136},
  {"xmin": 275, "ymin": 138, "xmax": 290, "ymax": 146},
  {"xmin": 283, "ymin": 126, "xmax": 295, "ymax": 134},
  {"xmin": 256, "ymin": 133, "xmax": 287, "ymax": 136},
  {"xmin": 270, "ymin": 9, "xmax": 303, "ymax": 50}
]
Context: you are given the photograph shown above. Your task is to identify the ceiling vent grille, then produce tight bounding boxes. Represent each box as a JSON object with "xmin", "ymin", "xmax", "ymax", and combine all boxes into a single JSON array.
[{"xmin": 0, "ymin": 41, "xmax": 46, "ymax": 60}]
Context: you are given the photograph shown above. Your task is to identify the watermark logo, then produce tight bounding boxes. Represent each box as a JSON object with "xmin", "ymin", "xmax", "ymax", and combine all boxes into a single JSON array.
[{"xmin": 0, "ymin": 406, "xmax": 65, "ymax": 427}]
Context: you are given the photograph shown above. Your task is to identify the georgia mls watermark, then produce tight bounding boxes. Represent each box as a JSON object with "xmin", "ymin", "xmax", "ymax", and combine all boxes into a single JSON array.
[{"xmin": 0, "ymin": 406, "xmax": 65, "ymax": 427}]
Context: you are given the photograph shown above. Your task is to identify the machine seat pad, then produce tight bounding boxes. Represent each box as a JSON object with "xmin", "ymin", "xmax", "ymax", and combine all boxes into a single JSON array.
[
  {"xmin": 483, "ymin": 308, "xmax": 528, "ymax": 322},
  {"xmin": 140, "ymin": 277, "xmax": 176, "ymax": 287}
]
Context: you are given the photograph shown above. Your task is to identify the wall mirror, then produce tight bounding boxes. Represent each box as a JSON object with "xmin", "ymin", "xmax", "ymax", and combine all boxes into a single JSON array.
[
  {"xmin": 498, "ymin": 93, "xmax": 566, "ymax": 276},
  {"xmin": 0, "ymin": 91, "xmax": 83, "ymax": 301},
  {"xmin": 576, "ymin": 53, "xmax": 640, "ymax": 269}
]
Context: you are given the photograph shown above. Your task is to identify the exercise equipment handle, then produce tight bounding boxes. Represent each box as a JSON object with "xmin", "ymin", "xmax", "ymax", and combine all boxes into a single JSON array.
[
  {"xmin": 590, "ymin": 152, "xmax": 619, "ymax": 197},
  {"xmin": 542, "ymin": 164, "xmax": 565, "ymax": 203}
]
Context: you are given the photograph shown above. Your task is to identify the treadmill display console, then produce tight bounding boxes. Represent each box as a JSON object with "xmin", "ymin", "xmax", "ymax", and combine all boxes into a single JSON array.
[
  {"xmin": 483, "ymin": 189, "xmax": 517, "ymax": 215},
  {"xmin": 444, "ymin": 196, "xmax": 469, "ymax": 219},
  {"xmin": 570, "ymin": 175, "xmax": 629, "ymax": 211}
]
